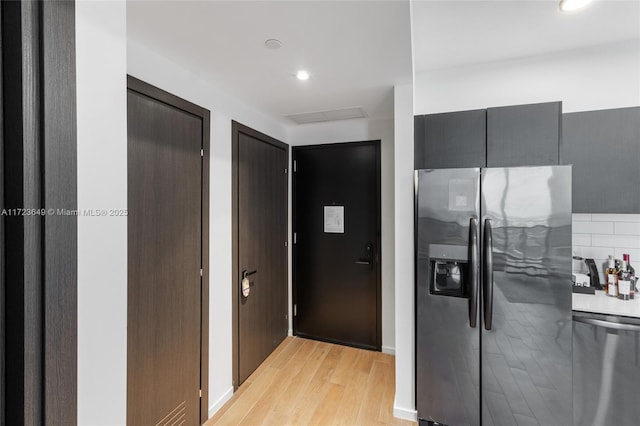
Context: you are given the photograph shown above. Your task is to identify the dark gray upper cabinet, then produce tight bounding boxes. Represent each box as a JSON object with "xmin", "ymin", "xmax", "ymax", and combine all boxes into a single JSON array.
[
  {"xmin": 414, "ymin": 109, "xmax": 487, "ymax": 169},
  {"xmin": 562, "ymin": 107, "xmax": 640, "ymax": 213},
  {"xmin": 487, "ymin": 101, "xmax": 562, "ymax": 167}
]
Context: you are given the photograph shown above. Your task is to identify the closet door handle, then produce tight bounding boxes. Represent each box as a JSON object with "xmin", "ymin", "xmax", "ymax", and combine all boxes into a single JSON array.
[{"xmin": 242, "ymin": 269, "xmax": 257, "ymax": 279}]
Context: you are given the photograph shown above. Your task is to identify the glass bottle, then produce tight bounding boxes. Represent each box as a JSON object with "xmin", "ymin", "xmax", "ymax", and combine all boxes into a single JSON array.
[
  {"xmin": 605, "ymin": 256, "xmax": 618, "ymax": 297},
  {"xmin": 624, "ymin": 254, "xmax": 636, "ymax": 299},
  {"xmin": 618, "ymin": 258, "xmax": 630, "ymax": 301}
]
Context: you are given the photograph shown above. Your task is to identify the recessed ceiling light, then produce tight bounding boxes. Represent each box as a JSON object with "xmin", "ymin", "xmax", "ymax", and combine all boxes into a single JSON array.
[
  {"xmin": 296, "ymin": 70, "xmax": 310, "ymax": 81},
  {"xmin": 559, "ymin": 0, "xmax": 593, "ymax": 12},
  {"xmin": 264, "ymin": 39, "xmax": 282, "ymax": 49}
]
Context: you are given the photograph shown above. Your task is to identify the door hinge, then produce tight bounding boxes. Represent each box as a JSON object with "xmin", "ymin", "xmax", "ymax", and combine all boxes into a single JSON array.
[
  {"xmin": 200, "ymin": 148, "xmax": 204, "ymax": 157},
  {"xmin": 293, "ymin": 233, "xmax": 297, "ymax": 244},
  {"xmin": 294, "ymin": 304, "xmax": 297, "ymax": 317},
  {"xmin": 200, "ymin": 268, "xmax": 203, "ymax": 277},
  {"xmin": 293, "ymin": 160, "xmax": 297, "ymax": 172},
  {"xmin": 199, "ymin": 389, "xmax": 202, "ymax": 398},
  {"xmin": 285, "ymin": 168, "xmax": 288, "ymax": 174},
  {"xmin": 285, "ymin": 313, "xmax": 288, "ymax": 320},
  {"xmin": 284, "ymin": 241, "xmax": 288, "ymax": 247}
]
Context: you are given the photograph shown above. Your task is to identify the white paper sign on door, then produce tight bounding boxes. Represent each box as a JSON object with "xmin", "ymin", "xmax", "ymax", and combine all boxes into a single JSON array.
[{"xmin": 324, "ymin": 206, "xmax": 344, "ymax": 233}]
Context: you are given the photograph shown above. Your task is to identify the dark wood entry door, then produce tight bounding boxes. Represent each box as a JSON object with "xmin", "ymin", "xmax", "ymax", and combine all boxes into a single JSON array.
[
  {"xmin": 293, "ymin": 141, "xmax": 381, "ymax": 350},
  {"xmin": 127, "ymin": 77, "xmax": 210, "ymax": 425},
  {"xmin": 233, "ymin": 122, "xmax": 288, "ymax": 387}
]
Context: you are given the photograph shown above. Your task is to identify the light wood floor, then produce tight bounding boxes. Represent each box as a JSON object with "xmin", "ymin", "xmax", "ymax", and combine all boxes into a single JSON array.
[{"xmin": 206, "ymin": 337, "xmax": 416, "ymax": 426}]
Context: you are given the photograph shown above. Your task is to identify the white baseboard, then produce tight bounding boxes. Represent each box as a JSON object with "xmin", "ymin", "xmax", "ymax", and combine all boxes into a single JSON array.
[
  {"xmin": 393, "ymin": 404, "xmax": 417, "ymax": 422},
  {"xmin": 382, "ymin": 345, "xmax": 395, "ymax": 355},
  {"xmin": 208, "ymin": 386, "xmax": 234, "ymax": 418}
]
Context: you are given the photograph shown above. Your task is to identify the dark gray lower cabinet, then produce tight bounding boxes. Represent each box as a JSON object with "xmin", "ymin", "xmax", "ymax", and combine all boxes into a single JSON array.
[
  {"xmin": 562, "ymin": 107, "xmax": 640, "ymax": 213},
  {"xmin": 487, "ymin": 101, "xmax": 562, "ymax": 167},
  {"xmin": 414, "ymin": 109, "xmax": 487, "ymax": 169}
]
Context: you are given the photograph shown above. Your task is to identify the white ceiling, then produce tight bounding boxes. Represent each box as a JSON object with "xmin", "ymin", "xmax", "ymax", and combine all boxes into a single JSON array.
[
  {"xmin": 128, "ymin": 1, "xmax": 639, "ymax": 124},
  {"xmin": 127, "ymin": 1, "xmax": 413, "ymax": 123},
  {"xmin": 412, "ymin": 0, "xmax": 640, "ymax": 73}
]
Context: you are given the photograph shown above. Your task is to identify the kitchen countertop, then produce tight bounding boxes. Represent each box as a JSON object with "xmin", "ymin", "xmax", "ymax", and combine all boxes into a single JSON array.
[{"xmin": 573, "ymin": 290, "xmax": 640, "ymax": 318}]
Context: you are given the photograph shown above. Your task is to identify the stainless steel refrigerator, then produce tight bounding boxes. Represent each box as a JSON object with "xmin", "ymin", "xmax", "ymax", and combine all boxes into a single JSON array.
[{"xmin": 415, "ymin": 166, "xmax": 573, "ymax": 426}]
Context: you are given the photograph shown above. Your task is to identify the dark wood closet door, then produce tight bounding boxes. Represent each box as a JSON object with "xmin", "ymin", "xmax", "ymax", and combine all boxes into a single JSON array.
[
  {"xmin": 127, "ymin": 88, "xmax": 202, "ymax": 425},
  {"xmin": 237, "ymin": 131, "xmax": 288, "ymax": 385}
]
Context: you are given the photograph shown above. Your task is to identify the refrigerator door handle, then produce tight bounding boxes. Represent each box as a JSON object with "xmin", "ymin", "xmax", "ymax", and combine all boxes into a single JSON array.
[
  {"xmin": 468, "ymin": 217, "xmax": 479, "ymax": 328},
  {"xmin": 483, "ymin": 218, "xmax": 494, "ymax": 330}
]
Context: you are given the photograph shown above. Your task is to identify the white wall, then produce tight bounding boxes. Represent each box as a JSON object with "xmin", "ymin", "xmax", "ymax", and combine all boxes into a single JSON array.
[
  {"xmin": 393, "ymin": 83, "xmax": 415, "ymax": 421},
  {"xmin": 415, "ymin": 40, "xmax": 640, "ymax": 115},
  {"xmin": 126, "ymin": 40, "xmax": 290, "ymax": 417},
  {"xmin": 76, "ymin": 1, "xmax": 128, "ymax": 424},
  {"xmin": 287, "ymin": 118, "xmax": 396, "ymax": 354}
]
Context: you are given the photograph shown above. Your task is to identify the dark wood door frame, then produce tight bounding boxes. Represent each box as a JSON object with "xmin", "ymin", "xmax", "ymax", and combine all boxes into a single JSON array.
[
  {"xmin": 292, "ymin": 140, "xmax": 382, "ymax": 351},
  {"xmin": 126, "ymin": 75, "xmax": 210, "ymax": 424},
  {"xmin": 231, "ymin": 121, "xmax": 289, "ymax": 390},
  {"xmin": 2, "ymin": 1, "xmax": 77, "ymax": 424}
]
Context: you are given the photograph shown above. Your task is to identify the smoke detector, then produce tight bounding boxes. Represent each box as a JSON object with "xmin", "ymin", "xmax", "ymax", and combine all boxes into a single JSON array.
[{"xmin": 264, "ymin": 39, "xmax": 282, "ymax": 49}]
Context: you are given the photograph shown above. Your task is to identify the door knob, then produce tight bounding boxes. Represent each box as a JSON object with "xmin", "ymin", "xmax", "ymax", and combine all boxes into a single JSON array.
[
  {"xmin": 355, "ymin": 243, "xmax": 374, "ymax": 269},
  {"xmin": 242, "ymin": 269, "xmax": 257, "ymax": 279}
]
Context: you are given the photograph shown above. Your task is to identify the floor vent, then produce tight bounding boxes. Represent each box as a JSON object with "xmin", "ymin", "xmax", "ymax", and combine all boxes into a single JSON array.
[
  {"xmin": 285, "ymin": 106, "xmax": 367, "ymax": 124},
  {"xmin": 155, "ymin": 400, "xmax": 186, "ymax": 426}
]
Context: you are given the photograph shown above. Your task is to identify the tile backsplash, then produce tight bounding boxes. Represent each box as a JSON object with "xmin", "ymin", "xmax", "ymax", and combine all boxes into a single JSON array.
[{"xmin": 572, "ymin": 213, "xmax": 640, "ymax": 283}]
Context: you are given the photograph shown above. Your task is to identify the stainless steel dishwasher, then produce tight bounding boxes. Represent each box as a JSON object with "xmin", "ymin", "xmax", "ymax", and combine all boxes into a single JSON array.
[{"xmin": 573, "ymin": 311, "xmax": 640, "ymax": 426}]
